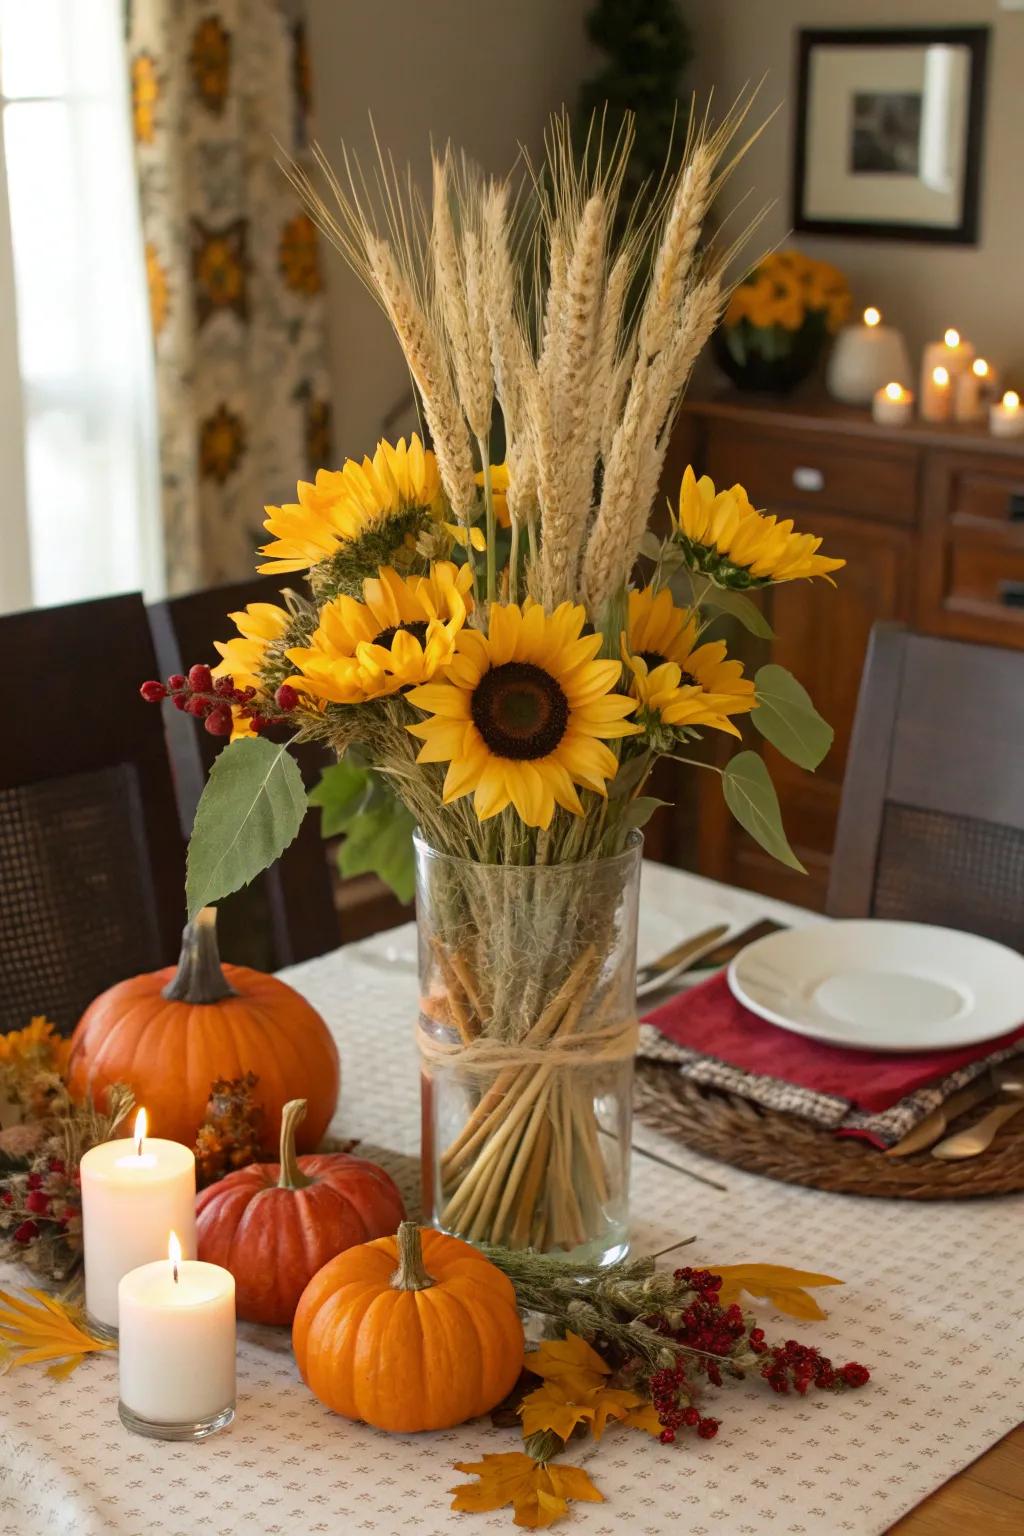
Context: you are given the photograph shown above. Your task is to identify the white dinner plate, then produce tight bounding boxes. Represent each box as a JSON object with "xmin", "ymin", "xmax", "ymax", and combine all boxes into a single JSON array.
[{"xmin": 728, "ymin": 920, "xmax": 1024, "ymax": 1052}]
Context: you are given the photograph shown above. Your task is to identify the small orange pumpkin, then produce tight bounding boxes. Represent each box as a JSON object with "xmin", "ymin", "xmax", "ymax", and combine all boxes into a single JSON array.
[
  {"xmin": 68, "ymin": 908, "xmax": 339, "ymax": 1154},
  {"xmin": 196, "ymin": 1099, "xmax": 406, "ymax": 1325},
  {"xmin": 293, "ymin": 1221, "xmax": 524, "ymax": 1431}
]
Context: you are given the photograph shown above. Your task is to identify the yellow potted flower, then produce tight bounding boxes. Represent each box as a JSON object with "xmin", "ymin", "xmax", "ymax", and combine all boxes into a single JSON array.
[{"xmin": 716, "ymin": 249, "xmax": 851, "ymax": 393}]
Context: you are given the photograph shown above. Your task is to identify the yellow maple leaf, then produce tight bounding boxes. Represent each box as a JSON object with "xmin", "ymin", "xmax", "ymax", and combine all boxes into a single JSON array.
[
  {"xmin": 519, "ymin": 1379, "xmax": 644, "ymax": 1444},
  {"xmin": 523, "ymin": 1331, "xmax": 609, "ymax": 1398},
  {"xmin": 451, "ymin": 1452, "xmax": 603, "ymax": 1529},
  {"xmin": 621, "ymin": 1400, "xmax": 663, "ymax": 1436},
  {"xmin": 710, "ymin": 1263, "xmax": 844, "ymax": 1321},
  {"xmin": 0, "ymin": 1287, "xmax": 114, "ymax": 1376}
]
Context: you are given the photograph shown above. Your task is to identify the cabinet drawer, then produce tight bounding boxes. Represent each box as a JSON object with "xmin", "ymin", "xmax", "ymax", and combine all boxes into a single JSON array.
[
  {"xmin": 944, "ymin": 541, "xmax": 1024, "ymax": 630},
  {"xmin": 704, "ymin": 424, "xmax": 919, "ymax": 524},
  {"xmin": 945, "ymin": 463, "xmax": 1024, "ymax": 533}
]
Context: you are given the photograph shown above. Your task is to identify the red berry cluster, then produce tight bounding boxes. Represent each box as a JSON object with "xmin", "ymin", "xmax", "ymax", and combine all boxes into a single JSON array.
[
  {"xmin": 0, "ymin": 1158, "xmax": 80, "ymax": 1248},
  {"xmin": 139, "ymin": 664, "xmax": 299, "ymax": 737},
  {"xmin": 760, "ymin": 1338, "xmax": 870, "ymax": 1395},
  {"xmin": 649, "ymin": 1362, "xmax": 720, "ymax": 1444}
]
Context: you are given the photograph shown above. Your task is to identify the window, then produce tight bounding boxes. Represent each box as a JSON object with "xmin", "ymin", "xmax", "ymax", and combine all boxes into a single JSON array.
[{"xmin": 0, "ymin": 0, "xmax": 161, "ymax": 613}]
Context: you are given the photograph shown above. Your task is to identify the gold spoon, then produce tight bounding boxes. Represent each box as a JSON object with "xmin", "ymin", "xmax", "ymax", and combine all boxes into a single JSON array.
[{"xmin": 930, "ymin": 1083, "xmax": 1024, "ymax": 1160}]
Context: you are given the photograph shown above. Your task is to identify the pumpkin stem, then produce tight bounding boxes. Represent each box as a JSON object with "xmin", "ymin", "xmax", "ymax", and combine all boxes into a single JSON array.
[
  {"xmin": 390, "ymin": 1221, "xmax": 436, "ymax": 1292},
  {"xmin": 161, "ymin": 907, "xmax": 236, "ymax": 1004},
  {"xmin": 278, "ymin": 1098, "xmax": 314, "ymax": 1190}
]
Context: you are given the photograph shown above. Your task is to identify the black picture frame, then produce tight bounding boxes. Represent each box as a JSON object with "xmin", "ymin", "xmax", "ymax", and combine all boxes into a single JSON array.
[{"xmin": 792, "ymin": 27, "xmax": 989, "ymax": 245}]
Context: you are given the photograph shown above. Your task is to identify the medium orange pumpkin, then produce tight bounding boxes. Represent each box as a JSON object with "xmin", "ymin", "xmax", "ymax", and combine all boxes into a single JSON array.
[
  {"xmin": 196, "ymin": 1099, "xmax": 406, "ymax": 1325},
  {"xmin": 68, "ymin": 907, "xmax": 339, "ymax": 1154},
  {"xmin": 293, "ymin": 1221, "xmax": 524, "ymax": 1432}
]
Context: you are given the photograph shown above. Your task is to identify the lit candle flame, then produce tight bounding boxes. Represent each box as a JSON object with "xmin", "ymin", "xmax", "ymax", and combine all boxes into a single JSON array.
[
  {"xmin": 972, "ymin": 358, "xmax": 989, "ymax": 378},
  {"xmin": 1004, "ymin": 391, "xmax": 1021, "ymax": 412},
  {"xmin": 133, "ymin": 1107, "xmax": 148, "ymax": 1157},
  {"xmin": 168, "ymin": 1230, "xmax": 182, "ymax": 1284},
  {"xmin": 884, "ymin": 382, "xmax": 904, "ymax": 402},
  {"xmin": 933, "ymin": 366, "xmax": 950, "ymax": 387},
  {"xmin": 863, "ymin": 307, "xmax": 881, "ymax": 328},
  {"xmin": 944, "ymin": 328, "xmax": 960, "ymax": 349}
]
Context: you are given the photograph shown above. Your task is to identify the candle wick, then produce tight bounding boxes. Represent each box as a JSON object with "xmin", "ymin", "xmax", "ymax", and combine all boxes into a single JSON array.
[
  {"xmin": 173, "ymin": 1261, "xmax": 179, "ymax": 1284},
  {"xmin": 136, "ymin": 1135, "xmax": 143, "ymax": 1157}
]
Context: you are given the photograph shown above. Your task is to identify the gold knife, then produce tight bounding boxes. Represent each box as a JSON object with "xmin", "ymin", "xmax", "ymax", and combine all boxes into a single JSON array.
[
  {"xmin": 886, "ymin": 1071, "xmax": 1001, "ymax": 1158},
  {"xmin": 635, "ymin": 923, "xmax": 731, "ymax": 997}
]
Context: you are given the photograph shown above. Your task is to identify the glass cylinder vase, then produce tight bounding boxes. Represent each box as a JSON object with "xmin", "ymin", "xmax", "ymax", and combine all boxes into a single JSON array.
[{"xmin": 417, "ymin": 832, "xmax": 641, "ymax": 1266}]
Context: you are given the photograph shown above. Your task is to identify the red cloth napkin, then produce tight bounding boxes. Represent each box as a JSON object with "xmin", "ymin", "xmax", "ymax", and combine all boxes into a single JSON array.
[{"xmin": 642, "ymin": 971, "xmax": 1024, "ymax": 1114}]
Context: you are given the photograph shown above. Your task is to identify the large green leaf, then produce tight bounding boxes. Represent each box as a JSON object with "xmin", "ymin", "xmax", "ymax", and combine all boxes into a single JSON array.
[
  {"xmin": 752, "ymin": 664, "xmax": 833, "ymax": 770},
  {"xmin": 337, "ymin": 801, "xmax": 417, "ymax": 903},
  {"xmin": 186, "ymin": 738, "xmax": 307, "ymax": 918},
  {"xmin": 703, "ymin": 585, "xmax": 774, "ymax": 640},
  {"xmin": 308, "ymin": 758, "xmax": 375, "ymax": 837},
  {"xmin": 722, "ymin": 751, "xmax": 805, "ymax": 872}
]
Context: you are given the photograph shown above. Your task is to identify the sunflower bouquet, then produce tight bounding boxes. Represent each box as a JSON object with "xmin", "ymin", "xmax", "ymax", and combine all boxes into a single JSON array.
[
  {"xmin": 144, "ymin": 107, "xmax": 842, "ymax": 1258},
  {"xmin": 716, "ymin": 247, "xmax": 851, "ymax": 394}
]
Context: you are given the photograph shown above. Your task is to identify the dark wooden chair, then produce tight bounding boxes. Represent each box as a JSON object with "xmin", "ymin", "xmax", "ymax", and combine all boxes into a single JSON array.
[
  {"xmin": 148, "ymin": 576, "xmax": 343, "ymax": 970},
  {"xmin": 828, "ymin": 624, "xmax": 1024, "ymax": 950},
  {"xmin": 0, "ymin": 594, "xmax": 186, "ymax": 1034}
]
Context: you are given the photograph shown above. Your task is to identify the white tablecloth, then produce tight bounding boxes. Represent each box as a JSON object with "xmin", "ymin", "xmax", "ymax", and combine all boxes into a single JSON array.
[{"xmin": 2, "ymin": 864, "xmax": 1022, "ymax": 1536}]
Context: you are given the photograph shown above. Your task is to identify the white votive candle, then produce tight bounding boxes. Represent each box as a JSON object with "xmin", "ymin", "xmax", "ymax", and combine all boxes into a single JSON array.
[
  {"xmin": 80, "ymin": 1108, "xmax": 197, "ymax": 1332},
  {"xmin": 872, "ymin": 381, "xmax": 914, "ymax": 425},
  {"xmin": 826, "ymin": 306, "xmax": 911, "ymax": 406},
  {"xmin": 920, "ymin": 328, "xmax": 975, "ymax": 415},
  {"xmin": 954, "ymin": 357, "xmax": 996, "ymax": 422},
  {"xmin": 990, "ymin": 390, "xmax": 1024, "ymax": 439},
  {"xmin": 118, "ymin": 1234, "xmax": 236, "ymax": 1439},
  {"xmin": 921, "ymin": 364, "xmax": 952, "ymax": 423}
]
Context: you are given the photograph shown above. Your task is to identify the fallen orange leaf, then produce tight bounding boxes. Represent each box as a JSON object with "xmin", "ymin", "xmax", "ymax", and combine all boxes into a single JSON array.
[
  {"xmin": 451, "ymin": 1452, "xmax": 603, "ymax": 1528},
  {"xmin": 710, "ymin": 1263, "xmax": 843, "ymax": 1321}
]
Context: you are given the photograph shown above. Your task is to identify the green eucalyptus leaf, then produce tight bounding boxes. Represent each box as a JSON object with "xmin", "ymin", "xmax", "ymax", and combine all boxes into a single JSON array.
[
  {"xmin": 753, "ymin": 664, "xmax": 833, "ymax": 770},
  {"xmin": 608, "ymin": 751, "xmax": 651, "ymax": 800},
  {"xmin": 702, "ymin": 586, "xmax": 774, "ymax": 640},
  {"xmin": 622, "ymin": 795, "xmax": 670, "ymax": 831},
  {"xmin": 639, "ymin": 530, "xmax": 663, "ymax": 562},
  {"xmin": 722, "ymin": 751, "xmax": 805, "ymax": 873},
  {"xmin": 186, "ymin": 738, "xmax": 307, "ymax": 918},
  {"xmin": 308, "ymin": 758, "xmax": 374, "ymax": 837},
  {"xmin": 337, "ymin": 801, "xmax": 416, "ymax": 904}
]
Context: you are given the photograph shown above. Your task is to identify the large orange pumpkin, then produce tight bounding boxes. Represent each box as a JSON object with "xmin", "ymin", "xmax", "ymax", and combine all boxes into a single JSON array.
[
  {"xmin": 196, "ymin": 1099, "xmax": 405, "ymax": 1325},
  {"xmin": 68, "ymin": 908, "xmax": 339, "ymax": 1154},
  {"xmin": 293, "ymin": 1222, "xmax": 524, "ymax": 1432}
]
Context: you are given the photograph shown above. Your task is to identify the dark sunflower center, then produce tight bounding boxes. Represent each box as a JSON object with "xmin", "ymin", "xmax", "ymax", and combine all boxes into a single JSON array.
[
  {"xmin": 374, "ymin": 619, "xmax": 429, "ymax": 649},
  {"xmin": 471, "ymin": 661, "xmax": 569, "ymax": 760},
  {"xmin": 636, "ymin": 649, "xmax": 696, "ymax": 688}
]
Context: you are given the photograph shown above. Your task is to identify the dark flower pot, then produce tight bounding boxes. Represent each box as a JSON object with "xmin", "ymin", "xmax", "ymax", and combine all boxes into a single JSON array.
[{"xmin": 714, "ymin": 313, "xmax": 829, "ymax": 395}]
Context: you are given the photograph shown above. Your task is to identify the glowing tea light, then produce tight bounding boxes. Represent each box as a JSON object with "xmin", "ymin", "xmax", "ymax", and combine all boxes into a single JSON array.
[
  {"xmin": 872, "ymin": 380, "xmax": 914, "ymax": 426},
  {"xmin": 863, "ymin": 306, "xmax": 882, "ymax": 327},
  {"xmin": 990, "ymin": 389, "xmax": 1024, "ymax": 439},
  {"xmin": 944, "ymin": 327, "xmax": 961, "ymax": 348},
  {"xmin": 80, "ymin": 1109, "xmax": 197, "ymax": 1335},
  {"xmin": 973, "ymin": 357, "xmax": 989, "ymax": 379},
  {"xmin": 118, "ymin": 1230, "xmax": 236, "ymax": 1440},
  {"xmin": 921, "ymin": 329, "xmax": 975, "ymax": 418},
  {"xmin": 954, "ymin": 355, "xmax": 998, "ymax": 422}
]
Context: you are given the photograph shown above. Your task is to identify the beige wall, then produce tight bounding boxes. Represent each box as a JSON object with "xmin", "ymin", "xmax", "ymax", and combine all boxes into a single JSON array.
[
  {"xmin": 307, "ymin": 0, "xmax": 594, "ymax": 457},
  {"xmin": 685, "ymin": 0, "xmax": 1024, "ymax": 382}
]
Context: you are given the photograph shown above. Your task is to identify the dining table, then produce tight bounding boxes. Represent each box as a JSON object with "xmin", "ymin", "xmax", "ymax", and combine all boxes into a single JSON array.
[{"xmin": 2, "ymin": 861, "xmax": 1021, "ymax": 1536}]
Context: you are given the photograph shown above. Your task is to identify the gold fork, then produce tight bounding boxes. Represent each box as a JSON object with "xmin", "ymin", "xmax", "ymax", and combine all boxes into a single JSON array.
[{"xmin": 930, "ymin": 1082, "xmax": 1024, "ymax": 1160}]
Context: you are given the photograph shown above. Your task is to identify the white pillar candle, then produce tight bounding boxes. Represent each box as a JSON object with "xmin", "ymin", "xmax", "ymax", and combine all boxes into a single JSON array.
[
  {"xmin": 826, "ymin": 307, "xmax": 911, "ymax": 405},
  {"xmin": 118, "ymin": 1234, "xmax": 236, "ymax": 1437},
  {"xmin": 920, "ymin": 364, "xmax": 952, "ymax": 424},
  {"xmin": 872, "ymin": 381, "xmax": 914, "ymax": 426},
  {"xmin": 990, "ymin": 390, "xmax": 1024, "ymax": 439},
  {"xmin": 80, "ymin": 1109, "xmax": 197, "ymax": 1332},
  {"xmin": 954, "ymin": 357, "xmax": 995, "ymax": 422}
]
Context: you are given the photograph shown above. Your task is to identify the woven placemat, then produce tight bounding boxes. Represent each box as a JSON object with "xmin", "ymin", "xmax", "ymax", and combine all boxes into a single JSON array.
[{"xmin": 634, "ymin": 1065, "xmax": 1024, "ymax": 1199}]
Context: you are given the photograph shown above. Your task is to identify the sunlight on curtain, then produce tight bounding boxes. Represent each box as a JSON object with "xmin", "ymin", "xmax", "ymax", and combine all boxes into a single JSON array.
[{"xmin": 0, "ymin": 0, "xmax": 162, "ymax": 609}]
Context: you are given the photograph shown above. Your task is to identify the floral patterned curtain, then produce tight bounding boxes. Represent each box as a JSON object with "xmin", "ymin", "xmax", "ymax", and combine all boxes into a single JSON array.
[{"xmin": 127, "ymin": 0, "xmax": 332, "ymax": 591}]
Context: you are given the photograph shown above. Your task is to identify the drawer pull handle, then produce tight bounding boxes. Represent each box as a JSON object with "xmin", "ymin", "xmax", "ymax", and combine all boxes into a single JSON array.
[
  {"xmin": 1008, "ymin": 492, "xmax": 1024, "ymax": 522},
  {"xmin": 793, "ymin": 466, "xmax": 824, "ymax": 492},
  {"xmin": 998, "ymin": 581, "xmax": 1024, "ymax": 609}
]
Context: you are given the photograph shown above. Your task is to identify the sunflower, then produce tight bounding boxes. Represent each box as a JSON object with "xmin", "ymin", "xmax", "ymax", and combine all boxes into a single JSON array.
[
  {"xmin": 624, "ymin": 587, "xmax": 755, "ymax": 730},
  {"xmin": 259, "ymin": 434, "xmax": 481, "ymax": 589},
  {"xmin": 674, "ymin": 466, "xmax": 845, "ymax": 587},
  {"xmin": 474, "ymin": 462, "xmax": 511, "ymax": 528},
  {"xmin": 406, "ymin": 600, "xmax": 638, "ymax": 829},
  {"xmin": 212, "ymin": 602, "xmax": 292, "ymax": 692},
  {"xmin": 286, "ymin": 562, "xmax": 473, "ymax": 705}
]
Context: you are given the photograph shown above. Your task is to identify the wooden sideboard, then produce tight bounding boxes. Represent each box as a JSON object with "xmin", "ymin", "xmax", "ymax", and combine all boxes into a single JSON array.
[{"xmin": 668, "ymin": 393, "xmax": 1024, "ymax": 909}]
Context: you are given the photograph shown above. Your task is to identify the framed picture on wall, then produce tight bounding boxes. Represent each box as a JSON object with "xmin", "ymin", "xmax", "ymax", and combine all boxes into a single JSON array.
[{"xmin": 792, "ymin": 27, "xmax": 989, "ymax": 244}]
